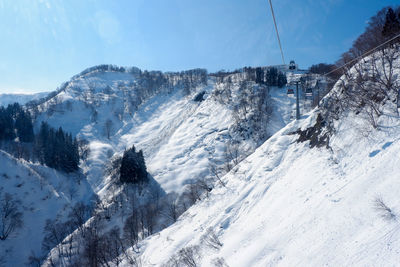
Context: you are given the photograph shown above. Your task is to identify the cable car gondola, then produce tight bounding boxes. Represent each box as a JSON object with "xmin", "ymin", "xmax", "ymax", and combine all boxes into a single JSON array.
[
  {"xmin": 287, "ymin": 88, "xmax": 294, "ymax": 95},
  {"xmin": 289, "ymin": 60, "xmax": 296, "ymax": 70}
]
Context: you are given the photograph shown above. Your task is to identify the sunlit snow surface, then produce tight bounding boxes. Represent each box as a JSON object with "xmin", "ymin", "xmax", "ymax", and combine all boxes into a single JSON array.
[
  {"xmin": 119, "ymin": 59, "xmax": 400, "ymax": 266},
  {"xmin": 130, "ymin": 105, "xmax": 400, "ymax": 266},
  {"xmin": 22, "ymin": 64, "xmax": 400, "ymax": 266}
]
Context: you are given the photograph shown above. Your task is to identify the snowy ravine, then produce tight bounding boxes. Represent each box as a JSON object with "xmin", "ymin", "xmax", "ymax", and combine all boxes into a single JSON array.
[
  {"xmin": 118, "ymin": 61, "xmax": 400, "ymax": 265},
  {"xmin": 0, "ymin": 151, "xmax": 94, "ymax": 266}
]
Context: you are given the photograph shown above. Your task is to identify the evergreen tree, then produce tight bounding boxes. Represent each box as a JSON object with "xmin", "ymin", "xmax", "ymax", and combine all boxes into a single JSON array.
[
  {"xmin": 34, "ymin": 122, "xmax": 79, "ymax": 173},
  {"xmin": 120, "ymin": 145, "xmax": 148, "ymax": 184},
  {"xmin": 277, "ymin": 72, "xmax": 287, "ymax": 88},
  {"xmin": 6, "ymin": 103, "xmax": 21, "ymax": 118},
  {"xmin": 35, "ymin": 122, "xmax": 50, "ymax": 164},
  {"xmin": 0, "ymin": 107, "xmax": 15, "ymax": 141},
  {"xmin": 0, "ymin": 103, "xmax": 34, "ymax": 142},
  {"xmin": 382, "ymin": 7, "xmax": 400, "ymax": 39},
  {"xmin": 255, "ymin": 67, "xmax": 265, "ymax": 84},
  {"xmin": 15, "ymin": 110, "xmax": 34, "ymax": 142},
  {"xmin": 266, "ymin": 68, "xmax": 278, "ymax": 86}
]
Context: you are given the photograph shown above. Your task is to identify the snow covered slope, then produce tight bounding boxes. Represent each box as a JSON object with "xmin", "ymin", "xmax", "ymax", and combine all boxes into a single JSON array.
[
  {"xmin": 121, "ymin": 53, "xmax": 400, "ymax": 266},
  {"xmin": 0, "ymin": 150, "xmax": 94, "ymax": 266},
  {"xmin": 20, "ymin": 64, "xmax": 318, "ymax": 266},
  {"xmin": 133, "ymin": 111, "xmax": 400, "ymax": 266},
  {"xmin": 32, "ymin": 66, "xmax": 300, "ymax": 199}
]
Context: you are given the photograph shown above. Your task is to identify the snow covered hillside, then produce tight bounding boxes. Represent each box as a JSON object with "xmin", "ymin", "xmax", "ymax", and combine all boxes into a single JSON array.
[
  {"xmin": 133, "ymin": 112, "xmax": 400, "ymax": 266},
  {"xmin": 30, "ymin": 66, "xmax": 300, "ymax": 198},
  {"xmin": 0, "ymin": 150, "xmax": 94, "ymax": 267},
  {"xmin": 22, "ymin": 65, "xmax": 311, "ymax": 266},
  {"xmin": 120, "ymin": 50, "xmax": 400, "ymax": 266},
  {"xmin": 5, "ymin": 64, "xmax": 315, "ymax": 266}
]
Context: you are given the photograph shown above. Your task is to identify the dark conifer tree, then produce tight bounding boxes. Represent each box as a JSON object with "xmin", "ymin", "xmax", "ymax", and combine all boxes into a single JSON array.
[
  {"xmin": 120, "ymin": 145, "xmax": 148, "ymax": 184},
  {"xmin": 255, "ymin": 67, "xmax": 265, "ymax": 84},
  {"xmin": 382, "ymin": 7, "xmax": 400, "ymax": 39},
  {"xmin": 277, "ymin": 72, "xmax": 287, "ymax": 88},
  {"xmin": 34, "ymin": 122, "xmax": 79, "ymax": 172},
  {"xmin": 6, "ymin": 103, "xmax": 21, "ymax": 118},
  {"xmin": 266, "ymin": 68, "xmax": 278, "ymax": 86},
  {"xmin": 0, "ymin": 107, "xmax": 15, "ymax": 141},
  {"xmin": 35, "ymin": 121, "xmax": 50, "ymax": 164},
  {"xmin": 15, "ymin": 110, "xmax": 34, "ymax": 142}
]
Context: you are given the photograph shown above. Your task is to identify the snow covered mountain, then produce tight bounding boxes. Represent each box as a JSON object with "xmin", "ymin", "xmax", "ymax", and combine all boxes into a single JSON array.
[
  {"xmin": 118, "ymin": 51, "xmax": 400, "ymax": 266},
  {"xmin": 15, "ymin": 64, "xmax": 312, "ymax": 266},
  {"xmin": 0, "ymin": 63, "xmax": 324, "ymax": 266},
  {"xmin": 29, "ymin": 65, "xmax": 303, "ymax": 198}
]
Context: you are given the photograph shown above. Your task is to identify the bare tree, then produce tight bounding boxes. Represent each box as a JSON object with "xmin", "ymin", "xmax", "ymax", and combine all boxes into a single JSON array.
[
  {"xmin": 184, "ymin": 183, "xmax": 202, "ymax": 206},
  {"xmin": 335, "ymin": 45, "xmax": 400, "ymax": 128},
  {"xmin": 82, "ymin": 218, "xmax": 104, "ymax": 267},
  {"xmin": 68, "ymin": 202, "xmax": 92, "ymax": 236},
  {"xmin": 143, "ymin": 203, "xmax": 158, "ymax": 236},
  {"xmin": 212, "ymin": 257, "xmax": 229, "ymax": 267},
  {"xmin": 99, "ymin": 226, "xmax": 124, "ymax": 267},
  {"xmin": 161, "ymin": 193, "xmax": 181, "ymax": 223},
  {"xmin": 42, "ymin": 219, "xmax": 69, "ymax": 265},
  {"xmin": 209, "ymin": 163, "xmax": 226, "ymax": 188},
  {"xmin": 201, "ymin": 228, "xmax": 223, "ymax": 250},
  {"xmin": 164, "ymin": 246, "xmax": 201, "ymax": 267},
  {"xmin": 105, "ymin": 119, "xmax": 113, "ymax": 140},
  {"xmin": 0, "ymin": 193, "xmax": 23, "ymax": 240},
  {"xmin": 178, "ymin": 246, "xmax": 200, "ymax": 267},
  {"xmin": 123, "ymin": 212, "xmax": 140, "ymax": 247},
  {"xmin": 223, "ymin": 141, "xmax": 240, "ymax": 172},
  {"xmin": 374, "ymin": 196, "xmax": 396, "ymax": 221},
  {"xmin": 77, "ymin": 138, "xmax": 90, "ymax": 161}
]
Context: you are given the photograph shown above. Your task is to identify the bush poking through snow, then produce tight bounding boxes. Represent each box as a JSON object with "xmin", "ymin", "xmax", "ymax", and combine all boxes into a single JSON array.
[
  {"xmin": 201, "ymin": 228, "xmax": 223, "ymax": 250},
  {"xmin": 374, "ymin": 197, "xmax": 396, "ymax": 221},
  {"xmin": 164, "ymin": 245, "xmax": 201, "ymax": 267},
  {"xmin": 212, "ymin": 257, "xmax": 229, "ymax": 267},
  {"xmin": 294, "ymin": 113, "xmax": 330, "ymax": 148}
]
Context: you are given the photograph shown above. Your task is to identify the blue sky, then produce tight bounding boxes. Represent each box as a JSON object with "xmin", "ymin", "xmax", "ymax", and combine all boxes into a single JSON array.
[{"xmin": 0, "ymin": 0, "xmax": 398, "ymax": 94}]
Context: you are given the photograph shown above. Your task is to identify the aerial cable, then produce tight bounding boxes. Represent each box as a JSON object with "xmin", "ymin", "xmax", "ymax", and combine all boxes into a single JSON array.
[
  {"xmin": 324, "ymin": 32, "xmax": 400, "ymax": 77},
  {"xmin": 268, "ymin": 0, "xmax": 285, "ymax": 65}
]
